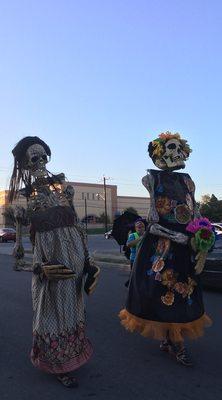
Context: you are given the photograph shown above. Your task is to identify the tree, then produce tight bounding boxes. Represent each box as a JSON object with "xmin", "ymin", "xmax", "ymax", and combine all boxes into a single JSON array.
[
  {"xmin": 2, "ymin": 206, "xmax": 15, "ymax": 227},
  {"xmin": 199, "ymin": 194, "xmax": 222, "ymax": 222},
  {"xmin": 124, "ymin": 207, "xmax": 138, "ymax": 215},
  {"xmin": 98, "ymin": 212, "xmax": 111, "ymax": 224}
]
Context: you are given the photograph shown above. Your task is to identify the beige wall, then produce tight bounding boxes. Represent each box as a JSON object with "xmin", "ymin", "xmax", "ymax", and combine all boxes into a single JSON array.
[
  {"xmin": 0, "ymin": 183, "xmax": 150, "ymax": 226},
  {"xmin": 68, "ymin": 182, "xmax": 117, "ymax": 222},
  {"xmin": 117, "ymin": 196, "xmax": 150, "ymax": 219}
]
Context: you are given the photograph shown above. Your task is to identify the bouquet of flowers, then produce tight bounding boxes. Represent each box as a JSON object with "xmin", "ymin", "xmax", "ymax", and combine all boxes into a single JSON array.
[{"xmin": 186, "ymin": 218, "xmax": 215, "ymax": 274}]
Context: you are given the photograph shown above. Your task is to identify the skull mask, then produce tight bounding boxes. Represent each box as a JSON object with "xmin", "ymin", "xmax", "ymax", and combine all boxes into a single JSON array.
[
  {"xmin": 161, "ymin": 139, "xmax": 187, "ymax": 170},
  {"xmin": 26, "ymin": 144, "xmax": 48, "ymax": 178}
]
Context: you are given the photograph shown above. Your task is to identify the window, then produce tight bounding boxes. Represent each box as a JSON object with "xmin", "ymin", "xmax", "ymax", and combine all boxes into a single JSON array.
[
  {"xmin": 87, "ymin": 193, "xmax": 90, "ymax": 200},
  {"xmin": 92, "ymin": 193, "xmax": 95, "ymax": 200},
  {"xmin": 82, "ymin": 193, "xmax": 85, "ymax": 200}
]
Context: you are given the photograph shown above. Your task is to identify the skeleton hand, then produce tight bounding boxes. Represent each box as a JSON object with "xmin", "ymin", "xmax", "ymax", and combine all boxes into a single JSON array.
[
  {"xmin": 42, "ymin": 264, "xmax": 76, "ymax": 281},
  {"xmin": 149, "ymin": 223, "xmax": 188, "ymax": 245}
]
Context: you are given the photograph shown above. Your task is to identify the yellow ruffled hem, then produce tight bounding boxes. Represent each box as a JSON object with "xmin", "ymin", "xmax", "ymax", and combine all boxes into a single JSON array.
[{"xmin": 119, "ymin": 309, "xmax": 212, "ymax": 343}]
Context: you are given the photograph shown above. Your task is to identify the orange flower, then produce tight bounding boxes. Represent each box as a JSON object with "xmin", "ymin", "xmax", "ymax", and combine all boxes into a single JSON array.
[
  {"xmin": 161, "ymin": 269, "xmax": 177, "ymax": 289},
  {"xmin": 174, "ymin": 282, "xmax": 186, "ymax": 295},
  {"xmin": 152, "ymin": 258, "xmax": 165, "ymax": 272},
  {"xmin": 156, "ymin": 238, "xmax": 170, "ymax": 254},
  {"xmin": 156, "ymin": 197, "xmax": 172, "ymax": 215},
  {"xmin": 159, "ymin": 132, "xmax": 181, "ymax": 141},
  {"xmin": 161, "ymin": 291, "xmax": 175, "ymax": 306}
]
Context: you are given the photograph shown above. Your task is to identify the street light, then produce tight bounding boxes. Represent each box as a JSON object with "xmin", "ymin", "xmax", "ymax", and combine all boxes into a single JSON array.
[{"xmin": 96, "ymin": 191, "xmax": 108, "ymax": 232}]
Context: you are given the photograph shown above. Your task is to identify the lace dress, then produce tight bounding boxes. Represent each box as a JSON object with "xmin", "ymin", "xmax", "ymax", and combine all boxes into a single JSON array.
[{"xmin": 28, "ymin": 185, "xmax": 92, "ymax": 373}]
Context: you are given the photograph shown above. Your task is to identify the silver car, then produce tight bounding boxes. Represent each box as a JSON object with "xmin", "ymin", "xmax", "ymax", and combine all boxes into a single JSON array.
[{"xmin": 202, "ymin": 223, "xmax": 222, "ymax": 289}]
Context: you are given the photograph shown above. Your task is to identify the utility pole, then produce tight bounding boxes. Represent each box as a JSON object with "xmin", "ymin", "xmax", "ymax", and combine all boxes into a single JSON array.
[
  {"xmin": 84, "ymin": 197, "xmax": 88, "ymax": 236},
  {"xmin": 103, "ymin": 176, "xmax": 108, "ymax": 233}
]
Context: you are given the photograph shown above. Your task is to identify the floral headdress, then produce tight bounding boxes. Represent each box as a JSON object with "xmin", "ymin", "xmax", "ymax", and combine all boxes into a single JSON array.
[{"xmin": 150, "ymin": 131, "xmax": 192, "ymax": 159}]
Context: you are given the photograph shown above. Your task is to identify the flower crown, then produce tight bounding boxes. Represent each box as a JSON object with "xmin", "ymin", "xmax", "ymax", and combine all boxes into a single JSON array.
[{"xmin": 151, "ymin": 131, "xmax": 192, "ymax": 158}]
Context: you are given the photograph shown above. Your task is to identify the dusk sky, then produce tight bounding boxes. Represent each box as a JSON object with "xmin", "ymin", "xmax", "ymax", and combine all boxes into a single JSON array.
[{"xmin": 0, "ymin": 0, "xmax": 222, "ymax": 200}]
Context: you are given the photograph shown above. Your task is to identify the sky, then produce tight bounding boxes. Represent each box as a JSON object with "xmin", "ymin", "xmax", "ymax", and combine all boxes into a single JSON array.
[{"xmin": 0, "ymin": 0, "xmax": 222, "ymax": 200}]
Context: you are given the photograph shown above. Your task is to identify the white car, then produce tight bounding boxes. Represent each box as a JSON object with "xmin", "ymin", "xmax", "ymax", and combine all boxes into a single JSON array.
[{"xmin": 212, "ymin": 223, "xmax": 222, "ymax": 248}]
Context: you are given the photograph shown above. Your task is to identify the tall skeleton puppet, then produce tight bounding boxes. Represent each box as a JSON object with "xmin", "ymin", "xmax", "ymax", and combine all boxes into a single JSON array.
[
  {"xmin": 120, "ymin": 132, "xmax": 213, "ymax": 367},
  {"xmin": 8, "ymin": 136, "xmax": 100, "ymax": 387}
]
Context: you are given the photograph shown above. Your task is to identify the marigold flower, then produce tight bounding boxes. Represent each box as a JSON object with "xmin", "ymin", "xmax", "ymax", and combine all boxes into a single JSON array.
[
  {"xmin": 152, "ymin": 258, "xmax": 165, "ymax": 272},
  {"xmin": 161, "ymin": 291, "xmax": 175, "ymax": 306}
]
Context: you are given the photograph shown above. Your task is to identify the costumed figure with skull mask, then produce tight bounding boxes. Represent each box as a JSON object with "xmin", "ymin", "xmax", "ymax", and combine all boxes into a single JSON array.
[
  {"xmin": 8, "ymin": 136, "xmax": 100, "ymax": 387},
  {"xmin": 119, "ymin": 132, "xmax": 214, "ymax": 366}
]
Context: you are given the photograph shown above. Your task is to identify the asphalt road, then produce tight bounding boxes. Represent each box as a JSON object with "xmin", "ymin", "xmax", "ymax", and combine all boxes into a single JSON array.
[
  {"xmin": 1, "ymin": 234, "xmax": 222, "ymax": 258},
  {"xmin": 0, "ymin": 253, "xmax": 222, "ymax": 400},
  {"xmin": 0, "ymin": 234, "xmax": 121, "ymax": 257}
]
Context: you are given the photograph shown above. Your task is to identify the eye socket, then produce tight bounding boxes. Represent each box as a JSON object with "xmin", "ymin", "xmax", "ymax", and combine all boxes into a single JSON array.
[
  {"xmin": 31, "ymin": 155, "xmax": 39, "ymax": 163},
  {"xmin": 30, "ymin": 154, "xmax": 47, "ymax": 163},
  {"xmin": 167, "ymin": 143, "xmax": 176, "ymax": 150}
]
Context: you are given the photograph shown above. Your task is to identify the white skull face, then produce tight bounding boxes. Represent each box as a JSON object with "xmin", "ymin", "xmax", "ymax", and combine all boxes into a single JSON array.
[
  {"xmin": 26, "ymin": 144, "xmax": 48, "ymax": 177},
  {"xmin": 162, "ymin": 139, "xmax": 186, "ymax": 170}
]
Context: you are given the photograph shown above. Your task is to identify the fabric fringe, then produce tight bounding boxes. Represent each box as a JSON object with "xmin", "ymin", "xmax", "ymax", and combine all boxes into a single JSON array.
[{"xmin": 119, "ymin": 309, "xmax": 212, "ymax": 343}]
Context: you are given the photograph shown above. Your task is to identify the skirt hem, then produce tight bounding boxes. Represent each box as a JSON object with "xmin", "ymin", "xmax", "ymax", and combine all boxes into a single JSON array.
[{"xmin": 119, "ymin": 309, "xmax": 212, "ymax": 342}]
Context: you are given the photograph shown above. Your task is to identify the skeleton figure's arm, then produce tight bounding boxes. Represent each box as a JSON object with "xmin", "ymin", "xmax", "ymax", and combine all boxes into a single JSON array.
[
  {"xmin": 13, "ymin": 205, "xmax": 29, "ymax": 270},
  {"xmin": 142, "ymin": 171, "xmax": 188, "ymax": 245},
  {"xmin": 142, "ymin": 172, "xmax": 159, "ymax": 223},
  {"xmin": 149, "ymin": 223, "xmax": 188, "ymax": 245}
]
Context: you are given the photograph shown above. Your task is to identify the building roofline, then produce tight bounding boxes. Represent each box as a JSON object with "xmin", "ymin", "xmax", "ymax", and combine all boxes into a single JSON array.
[
  {"xmin": 117, "ymin": 195, "xmax": 149, "ymax": 200},
  {"xmin": 68, "ymin": 181, "xmax": 117, "ymax": 189}
]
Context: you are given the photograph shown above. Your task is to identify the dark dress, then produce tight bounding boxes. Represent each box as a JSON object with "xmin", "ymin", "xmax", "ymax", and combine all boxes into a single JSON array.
[{"xmin": 120, "ymin": 170, "xmax": 211, "ymax": 342}]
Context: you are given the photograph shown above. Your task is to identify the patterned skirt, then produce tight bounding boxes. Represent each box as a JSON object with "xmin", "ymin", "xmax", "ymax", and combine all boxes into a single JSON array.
[{"xmin": 30, "ymin": 225, "xmax": 93, "ymax": 374}]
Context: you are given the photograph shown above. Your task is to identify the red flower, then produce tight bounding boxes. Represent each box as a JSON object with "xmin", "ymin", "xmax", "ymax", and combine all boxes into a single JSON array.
[{"xmin": 200, "ymin": 229, "xmax": 211, "ymax": 240}]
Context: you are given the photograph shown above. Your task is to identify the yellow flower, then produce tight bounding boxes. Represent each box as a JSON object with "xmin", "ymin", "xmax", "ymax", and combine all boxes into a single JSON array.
[
  {"xmin": 161, "ymin": 269, "xmax": 177, "ymax": 289},
  {"xmin": 152, "ymin": 141, "xmax": 164, "ymax": 157}
]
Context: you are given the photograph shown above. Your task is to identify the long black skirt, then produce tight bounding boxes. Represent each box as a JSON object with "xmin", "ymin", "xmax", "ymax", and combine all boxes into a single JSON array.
[{"xmin": 120, "ymin": 230, "xmax": 211, "ymax": 342}]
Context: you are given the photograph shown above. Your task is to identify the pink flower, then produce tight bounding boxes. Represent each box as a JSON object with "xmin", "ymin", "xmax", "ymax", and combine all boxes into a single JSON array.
[{"xmin": 186, "ymin": 218, "xmax": 212, "ymax": 233}]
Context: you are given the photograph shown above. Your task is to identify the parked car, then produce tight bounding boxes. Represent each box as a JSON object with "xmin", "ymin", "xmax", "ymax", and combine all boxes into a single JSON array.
[
  {"xmin": 104, "ymin": 229, "xmax": 113, "ymax": 239},
  {"xmin": 212, "ymin": 223, "xmax": 222, "ymax": 248},
  {"xmin": 0, "ymin": 227, "xmax": 16, "ymax": 243},
  {"xmin": 202, "ymin": 223, "xmax": 222, "ymax": 289}
]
